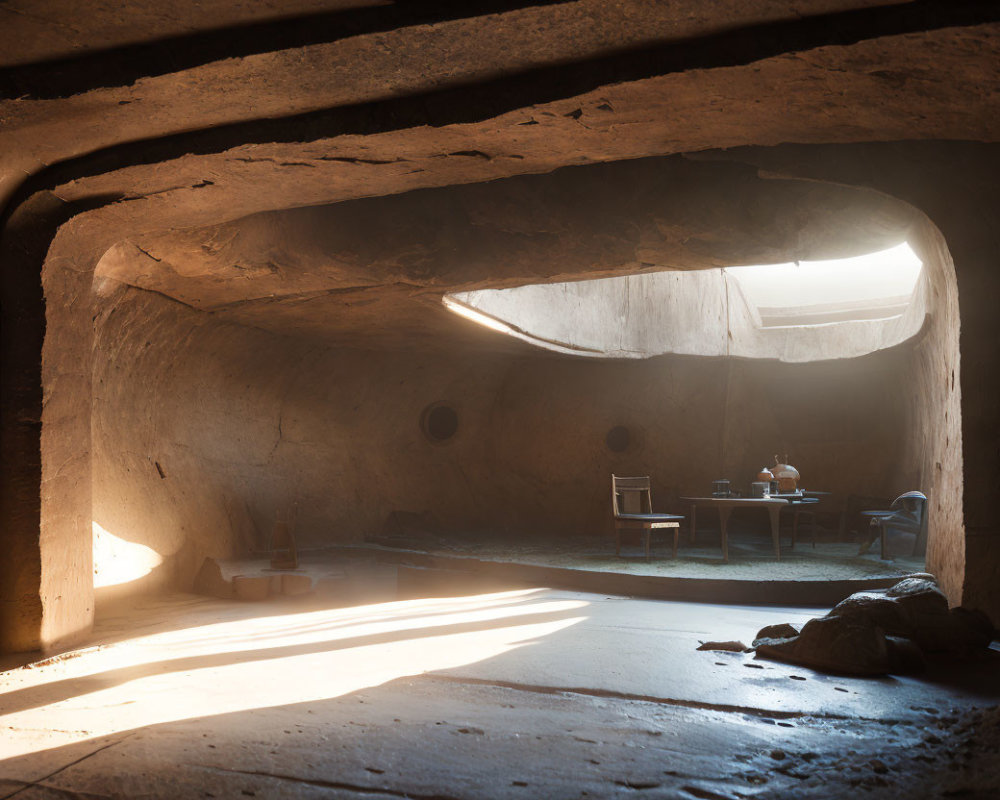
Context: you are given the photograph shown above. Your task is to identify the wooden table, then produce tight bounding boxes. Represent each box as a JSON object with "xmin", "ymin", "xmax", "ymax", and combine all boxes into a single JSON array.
[{"xmin": 680, "ymin": 496, "xmax": 790, "ymax": 562}]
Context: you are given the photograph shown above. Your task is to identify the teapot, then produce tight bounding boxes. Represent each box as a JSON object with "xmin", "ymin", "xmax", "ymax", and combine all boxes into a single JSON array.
[{"xmin": 772, "ymin": 454, "xmax": 800, "ymax": 493}]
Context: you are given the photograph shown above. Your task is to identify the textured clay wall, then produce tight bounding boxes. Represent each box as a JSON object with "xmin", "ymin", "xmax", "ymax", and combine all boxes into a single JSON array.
[
  {"xmin": 896, "ymin": 218, "xmax": 963, "ymax": 604},
  {"xmin": 87, "ymin": 155, "xmax": 964, "ymax": 609},
  {"xmin": 730, "ymin": 143, "xmax": 992, "ymax": 617},
  {"xmin": 92, "ymin": 283, "xmax": 916, "ymax": 601},
  {"xmin": 926, "ymin": 159, "xmax": 1000, "ymax": 621},
  {"xmin": 487, "ymin": 348, "xmax": 911, "ymax": 534},
  {"xmin": 91, "ymin": 287, "xmax": 512, "ymax": 599}
]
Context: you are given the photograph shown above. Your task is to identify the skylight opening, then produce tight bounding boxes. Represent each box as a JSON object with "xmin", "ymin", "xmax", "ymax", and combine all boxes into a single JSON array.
[
  {"xmin": 725, "ymin": 243, "xmax": 923, "ymax": 328},
  {"xmin": 444, "ymin": 242, "xmax": 927, "ymax": 362}
]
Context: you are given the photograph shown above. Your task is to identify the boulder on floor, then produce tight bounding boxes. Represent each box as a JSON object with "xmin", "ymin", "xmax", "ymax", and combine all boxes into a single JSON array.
[
  {"xmin": 885, "ymin": 576, "xmax": 992, "ymax": 653},
  {"xmin": 751, "ymin": 573, "xmax": 996, "ymax": 675},
  {"xmin": 887, "ymin": 576, "xmax": 950, "ymax": 616},
  {"xmin": 755, "ymin": 615, "xmax": 891, "ymax": 675},
  {"xmin": 829, "ymin": 590, "xmax": 913, "ymax": 638},
  {"xmin": 752, "ymin": 622, "xmax": 800, "ymax": 644},
  {"xmin": 885, "ymin": 635, "xmax": 926, "ymax": 674},
  {"xmin": 949, "ymin": 607, "xmax": 996, "ymax": 649},
  {"xmin": 696, "ymin": 640, "xmax": 748, "ymax": 652},
  {"xmin": 912, "ymin": 606, "xmax": 998, "ymax": 654}
]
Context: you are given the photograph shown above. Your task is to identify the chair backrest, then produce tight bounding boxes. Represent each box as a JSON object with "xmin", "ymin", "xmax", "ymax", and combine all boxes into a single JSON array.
[
  {"xmin": 612, "ymin": 475, "xmax": 652, "ymax": 516},
  {"xmin": 887, "ymin": 491, "xmax": 928, "ymax": 550},
  {"xmin": 891, "ymin": 490, "xmax": 927, "ymax": 519}
]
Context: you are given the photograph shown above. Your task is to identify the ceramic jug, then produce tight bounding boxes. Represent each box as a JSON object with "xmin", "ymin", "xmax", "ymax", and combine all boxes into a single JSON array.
[{"xmin": 772, "ymin": 454, "xmax": 800, "ymax": 493}]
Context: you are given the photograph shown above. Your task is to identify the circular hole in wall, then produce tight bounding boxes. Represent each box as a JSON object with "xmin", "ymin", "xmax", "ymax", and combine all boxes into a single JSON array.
[
  {"xmin": 606, "ymin": 425, "xmax": 631, "ymax": 453},
  {"xmin": 422, "ymin": 403, "xmax": 459, "ymax": 443}
]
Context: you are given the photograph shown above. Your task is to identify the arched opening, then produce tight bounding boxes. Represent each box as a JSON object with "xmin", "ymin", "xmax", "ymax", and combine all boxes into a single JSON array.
[{"xmin": 10, "ymin": 150, "xmax": 971, "ymax": 655}]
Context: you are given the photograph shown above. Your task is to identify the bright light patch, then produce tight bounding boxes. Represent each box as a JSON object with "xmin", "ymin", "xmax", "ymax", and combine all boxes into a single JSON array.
[
  {"xmin": 443, "ymin": 295, "xmax": 514, "ymax": 334},
  {"xmin": 92, "ymin": 521, "xmax": 164, "ymax": 588},
  {"xmin": 725, "ymin": 242, "xmax": 923, "ymax": 309},
  {"xmin": 443, "ymin": 295, "xmax": 604, "ymax": 356},
  {"xmin": 443, "ymin": 242, "xmax": 927, "ymax": 359},
  {"xmin": 0, "ymin": 589, "xmax": 587, "ymax": 761}
]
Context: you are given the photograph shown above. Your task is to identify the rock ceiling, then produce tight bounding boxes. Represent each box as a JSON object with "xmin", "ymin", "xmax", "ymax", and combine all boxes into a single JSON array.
[{"xmin": 2, "ymin": 0, "xmax": 999, "ymax": 349}]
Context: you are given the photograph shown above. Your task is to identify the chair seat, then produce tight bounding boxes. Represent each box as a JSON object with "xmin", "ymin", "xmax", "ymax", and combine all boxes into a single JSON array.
[
  {"xmin": 611, "ymin": 475, "xmax": 684, "ymax": 558},
  {"xmin": 880, "ymin": 518, "xmax": 921, "ymax": 535}
]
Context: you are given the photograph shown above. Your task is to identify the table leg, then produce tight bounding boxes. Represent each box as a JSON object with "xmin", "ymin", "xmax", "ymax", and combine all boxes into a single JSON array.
[
  {"xmin": 792, "ymin": 509, "xmax": 800, "ymax": 548},
  {"xmin": 690, "ymin": 504, "xmax": 697, "ymax": 544},
  {"xmin": 718, "ymin": 506, "xmax": 732, "ymax": 563},
  {"xmin": 768, "ymin": 505, "xmax": 781, "ymax": 560}
]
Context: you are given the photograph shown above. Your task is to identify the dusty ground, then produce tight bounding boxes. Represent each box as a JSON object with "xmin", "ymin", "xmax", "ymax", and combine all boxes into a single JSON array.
[
  {"xmin": 447, "ymin": 543, "xmax": 923, "ymax": 582},
  {"xmin": 1, "ymin": 588, "xmax": 996, "ymax": 799},
  {"xmin": 380, "ymin": 528, "xmax": 925, "ymax": 582}
]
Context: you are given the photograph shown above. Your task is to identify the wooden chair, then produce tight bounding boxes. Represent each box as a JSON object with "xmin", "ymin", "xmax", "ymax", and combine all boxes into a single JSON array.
[
  {"xmin": 862, "ymin": 491, "xmax": 928, "ymax": 559},
  {"xmin": 611, "ymin": 475, "xmax": 684, "ymax": 558},
  {"xmin": 787, "ymin": 497, "xmax": 820, "ymax": 549}
]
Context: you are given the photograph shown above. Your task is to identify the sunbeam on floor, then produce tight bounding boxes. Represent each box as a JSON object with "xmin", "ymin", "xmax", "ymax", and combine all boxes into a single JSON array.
[{"xmin": 0, "ymin": 589, "xmax": 587, "ymax": 762}]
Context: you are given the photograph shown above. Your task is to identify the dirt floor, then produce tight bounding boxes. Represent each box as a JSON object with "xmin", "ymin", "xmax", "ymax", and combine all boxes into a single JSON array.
[
  {"xmin": 1, "ymin": 587, "xmax": 996, "ymax": 798},
  {"xmin": 434, "ymin": 540, "xmax": 924, "ymax": 582},
  {"xmin": 380, "ymin": 524, "xmax": 926, "ymax": 582}
]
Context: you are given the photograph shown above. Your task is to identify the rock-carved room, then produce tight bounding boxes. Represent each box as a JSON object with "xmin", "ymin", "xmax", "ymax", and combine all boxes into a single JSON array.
[{"xmin": 1, "ymin": 2, "xmax": 998, "ymax": 797}]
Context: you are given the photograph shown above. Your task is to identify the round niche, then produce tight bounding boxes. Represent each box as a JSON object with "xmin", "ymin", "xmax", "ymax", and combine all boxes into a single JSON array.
[
  {"xmin": 605, "ymin": 425, "xmax": 632, "ymax": 453},
  {"xmin": 421, "ymin": 402, "xmax": 459, "ymax": 443}
]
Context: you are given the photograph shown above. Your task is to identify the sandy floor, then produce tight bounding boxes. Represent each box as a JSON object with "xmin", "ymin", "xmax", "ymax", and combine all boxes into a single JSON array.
[
  {"xmin": 0, "ymin": 589, "xmax": 996, "ymax": 798},
  {"xmin": 411, "ymin": 533, "xmax": 926, "ymax": 582}
]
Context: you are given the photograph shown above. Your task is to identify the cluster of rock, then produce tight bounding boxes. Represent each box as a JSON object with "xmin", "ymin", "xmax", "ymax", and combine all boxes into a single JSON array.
[{"xmin": 753, "ymin": 574, "xmax": 996, "ymax": 675}]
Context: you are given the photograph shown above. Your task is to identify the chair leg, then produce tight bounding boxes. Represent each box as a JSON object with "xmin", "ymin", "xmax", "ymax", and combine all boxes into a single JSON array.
[
  {"xmin": 719, "ymin": 507, "xmax": 732, "ymax": 563},
  {"xmin": 792, "ymin": 510, "xmax": 799, "ymax": 549},
  {"xmin": 672, "ymin": 528, "xmax": 678, "ymax": 559},
  {"xmin": 615, "ymin": 529, "xmax": 621, "ymax": 557},
  {"xmin": 767, "ymin": 505, "xmax": 781, "ymax": 561},
  {"xmin": 859, "ymin": 518, "xmax": 883, "ymax": 555},
  {"xmin": 644, "ymin": 529, "xmax": 650, "ymax": 558}
]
